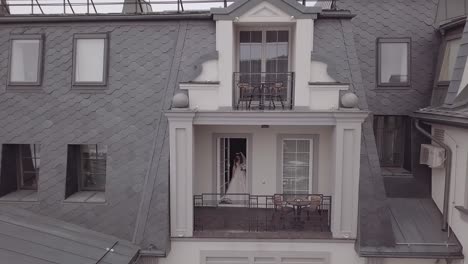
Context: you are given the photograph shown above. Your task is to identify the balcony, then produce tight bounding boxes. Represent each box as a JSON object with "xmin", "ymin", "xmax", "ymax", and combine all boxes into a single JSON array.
[
  {"xmin": 193, "ymin": 193, "xmax": 332, "ymax": 239},
  {"xmin": 233, "ymin": 72, "xmax": 294, "ymax": 111}
]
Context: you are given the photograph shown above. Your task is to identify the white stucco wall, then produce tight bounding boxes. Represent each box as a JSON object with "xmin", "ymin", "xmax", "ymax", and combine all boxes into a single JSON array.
[
  {"xmin": 160, "ymin": 239, "xmax": 362, "ymax": 264},
  {"xmin": 193, "ymin": 125, "xmax": 333, "ymax": 196},
  {"xmin": 430, "ymin": 124, "xmax": 468, "ymax": 264},
  {"xmin": 159, "ymin": 240, "xmax": 450, "ymax": 264}
]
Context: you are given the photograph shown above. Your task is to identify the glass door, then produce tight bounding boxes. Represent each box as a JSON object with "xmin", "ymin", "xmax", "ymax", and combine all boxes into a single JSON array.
[
  {"xmin": 218, "ymin": 138, "xmax": 231, "ymax": 195},
  {"xmin": 239, "ymin": 30, "xmax": 289, "ymax": 78},
  {"xmin": 282, "ymin": 139, "xmax": 313, "ymax": 195},
  {"xmin": 216, "ymin": 137, "xmax": 248, "ymax": 195}
]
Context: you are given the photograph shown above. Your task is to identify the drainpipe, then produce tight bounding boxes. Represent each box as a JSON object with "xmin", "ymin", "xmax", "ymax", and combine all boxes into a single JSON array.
[{"xmin": 414, "ymin": 119, "xmax": 452, "ymax": 231}]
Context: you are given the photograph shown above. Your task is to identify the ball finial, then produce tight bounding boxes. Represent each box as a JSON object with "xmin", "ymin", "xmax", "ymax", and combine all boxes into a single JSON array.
[
  {"xmin": 341, "ymin": 93, "xmax": 359, "ymax": 108},
  {"xmin": 172, "ymin": 93, "xmax": 189, "ymax": 108}
]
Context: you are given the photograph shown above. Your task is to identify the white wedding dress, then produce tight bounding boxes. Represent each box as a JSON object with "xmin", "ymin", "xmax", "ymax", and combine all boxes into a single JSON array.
[
  {"xmin": 222, "ymin": 162, "xmax": 247, "ymax": 205},
  {"xmin": 226, "ymin": 163, "xmax": 247, "ymax": 194}
]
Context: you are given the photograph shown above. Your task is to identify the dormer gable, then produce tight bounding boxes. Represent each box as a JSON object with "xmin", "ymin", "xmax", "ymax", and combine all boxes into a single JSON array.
[{"xmin": 211, "ymin": 0, "xmax": 321, "ymax": 21}]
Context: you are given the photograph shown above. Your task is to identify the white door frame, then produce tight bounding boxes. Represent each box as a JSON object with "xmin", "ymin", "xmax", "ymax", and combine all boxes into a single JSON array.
[{"xmin": 212, "ymin": 133, "xmax": 253, "ymax": 195}]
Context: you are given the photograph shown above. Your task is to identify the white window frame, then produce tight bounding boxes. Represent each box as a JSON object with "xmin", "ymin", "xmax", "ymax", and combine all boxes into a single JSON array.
[
  {"xmin": 236, "ymin": 26, "xmax": 293, "ymax": 73},
  {"xmin": 72, "ymin": 33, "xmax": 109, "ymax": 87},
  {"xmin": 279, "ymin": 137, "xmax": 314, "ymax": 194},
  {"xmin": 7, "ymin": 34, "xmax": 44, "ymax": 87}
]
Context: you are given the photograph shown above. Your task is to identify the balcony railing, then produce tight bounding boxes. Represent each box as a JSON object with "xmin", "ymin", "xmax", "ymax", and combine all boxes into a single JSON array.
[
  {"xmin": 193, "ymin": 193, "xmax": 331, "ymax": 239},
  {"xmin": 0, "ymin": 0, "xmax": 337, "ymax": 16},
  {"xmin": 233, "ymin": 72, "xmax": 294, "ymax": 111}
]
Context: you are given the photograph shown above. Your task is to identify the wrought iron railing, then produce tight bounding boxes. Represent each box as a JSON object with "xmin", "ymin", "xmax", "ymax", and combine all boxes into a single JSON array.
[
  {"xmin": 233, "ymin": 72, "xmax": 294, "ymax": 111},
  {"xmin": 0, "ymin": 0, "xmax": 337, "ymax": 16},
  {"xmin": 193, "ymin": 193, "xmax": 332, "ymax": 234}
]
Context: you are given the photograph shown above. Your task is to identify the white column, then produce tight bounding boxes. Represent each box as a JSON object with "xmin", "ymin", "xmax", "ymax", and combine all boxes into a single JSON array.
[
  {"xmin": 331, "ymin": 116, "xmax": 363, "ymax": 239},
  {"xmin": 294, "ymin": 19, "xmax": 313, "ymax": 108},
  {"xmin": 216, "ymin": 20, "xmax": 234, "ymax": 108},
  {"xmin": 167, "ymin": 112, "xmax": 195, "ymax": 237}
]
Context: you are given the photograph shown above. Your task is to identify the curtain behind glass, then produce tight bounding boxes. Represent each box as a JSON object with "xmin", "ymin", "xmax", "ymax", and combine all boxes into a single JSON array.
[
  {"xmin": 10, "ymin": 40, "xmax": 40, "ymax": 82},
  {"xmin": 75, "ymin": 39, "xmax": 105, "ymax": 82}
]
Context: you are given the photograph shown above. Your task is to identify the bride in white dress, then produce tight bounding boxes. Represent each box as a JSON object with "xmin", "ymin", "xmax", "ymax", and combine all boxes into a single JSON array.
[{"xmin": 222, "ymin": 153, "xmax": 247, "ymax": 204}]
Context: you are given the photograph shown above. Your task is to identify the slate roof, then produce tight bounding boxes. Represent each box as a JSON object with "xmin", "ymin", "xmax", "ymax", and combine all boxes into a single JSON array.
[
  {"xmin": 0, "ymin": 206, "xmax": 140, "ymax": 264},
  {"xmin": 360, "ymin": 198, "xmax": 463, "ymax": 258},
  {"xmin": 0, "ymin": 19, "xmax": 216, "ymax": 254},
  {"xmin": 339, "ymin": 0, "xmax": 439, "ymax": 116},
  {"xmin": 414, "ymin": 100, "xmax": 468, "ymax": 127}
]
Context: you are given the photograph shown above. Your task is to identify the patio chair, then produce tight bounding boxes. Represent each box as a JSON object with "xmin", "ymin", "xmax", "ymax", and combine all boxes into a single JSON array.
[
  {"xmin": 268, "ymin": 82, "xmax": 286, "ymax": 109},
  {"xmin": 236, "ymin": 82, "xmax": 254, "ymax": 110},
  {"xmin": 306, "ymin": 194, "xmax": 324, "ymax": 231},
  {"xmin": 272, "ymin": 194, "xmax": 294, "ymax": 229},
  {"xmin": 273, "ymin": 194, "xmax": 288, "ymax": 211}
]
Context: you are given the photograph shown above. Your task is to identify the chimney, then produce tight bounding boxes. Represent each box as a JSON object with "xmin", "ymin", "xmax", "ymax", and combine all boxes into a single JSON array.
[{"xmin": 122, "ymin": 0, "xmax": 152, "ymax": 14}]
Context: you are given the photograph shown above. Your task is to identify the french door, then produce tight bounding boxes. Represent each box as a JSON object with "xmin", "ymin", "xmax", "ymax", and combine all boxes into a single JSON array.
[
  {"xmin": 281, "ymin": 138, "xmax": 313, "ymax": 194},
  {"xmin": 238, "ymin": 29, "xmax": 290, "ymax": 82},
  {"xmin": 218, "ymin": 138, "xmax": 231, "ymax": 195},
  {"xmin": 217, "ymin": 137, "xmax": 248, "ymax": 195}
]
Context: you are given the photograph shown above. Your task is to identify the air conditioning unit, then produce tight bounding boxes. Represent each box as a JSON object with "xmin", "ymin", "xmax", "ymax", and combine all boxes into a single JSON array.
[{"xmin": 420, "ymin": 144, "xmax": 445, "ymax": 168}]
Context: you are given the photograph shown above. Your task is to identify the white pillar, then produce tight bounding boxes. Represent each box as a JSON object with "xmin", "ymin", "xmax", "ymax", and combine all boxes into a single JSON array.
[
  {"xmin": 216, "ymin": 20, "xmax": 234, "ymax": 108},
  {"xmin": 167, "ymin": 112, "xmax": 195, "ymax": 237},
  {"xmin": 294, "ymin": 19, "xmax": 313, "ymax": 108},
  {"xmin": 331, "ymin": 115, "xmax": 363, "ymax": 239}
]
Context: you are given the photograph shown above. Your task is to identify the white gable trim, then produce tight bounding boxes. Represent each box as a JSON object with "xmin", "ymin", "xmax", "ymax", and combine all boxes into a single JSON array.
[{"xmin": 238, "ymin": 1, "xmax": 295, "ymax": 23}]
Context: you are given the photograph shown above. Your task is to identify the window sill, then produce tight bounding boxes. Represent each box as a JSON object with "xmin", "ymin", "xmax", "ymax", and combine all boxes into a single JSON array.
[
  {"xmin": 381, "ymin": 167, "xmax": 412, "ymax": 177},
  {"xmin": 64, "ymin": 191, "xmax": 106, "ymax": 204},
  {"xmin": 455, "ymin": 205, "xmax": 468, "ymax": 215},
  {"xmin": 0, "ymin": 190, "xmax": 38, "ymax": 202},
  {"xmin": 71, "ymin": 87, "xmax": 108, "ymax": 94},
  {"xmin": 6, "ymin": 87, "xmax": 45, "ymax": 93},
  {"xmin": 375, "ymin": 86, "xmax": 412, "ymax": 91}
]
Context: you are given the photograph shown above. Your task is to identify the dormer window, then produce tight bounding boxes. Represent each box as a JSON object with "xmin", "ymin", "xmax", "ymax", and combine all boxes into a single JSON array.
[
  {"xmin": 8, "ymin": 35, "xmax": 44, "ymax": 86},
  {"xmin": 72, "ymin": 33, "xmax": 109, "ymax": 87},
  {"xmin": 439, "ymin": 37, "xmax": 461, "ymax": 82},
  {"xmin": 238, "ymin": 29, "xmax": 290, "ymax": 76},
  {"xmin": 235, "ymin": 29, "xmax": 293, "ymax": 110},
  {"xmin": 377, "ymin": 38, "xmax": 411, "ymax": 86}
]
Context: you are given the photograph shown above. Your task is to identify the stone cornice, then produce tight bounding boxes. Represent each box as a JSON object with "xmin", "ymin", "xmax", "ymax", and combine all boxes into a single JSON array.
[{"xmin": 165, "ymin": 109, "xmax": 369, "ymax": 125}]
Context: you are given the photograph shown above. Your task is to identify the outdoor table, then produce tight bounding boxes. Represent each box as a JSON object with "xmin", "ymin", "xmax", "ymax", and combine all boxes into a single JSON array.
[
  {"xmin": 250, "ymin": 81, "xmax": 276, "ymax": 110},
  {"xmin": 286, "ymin": 199, "xmax": 311, "ymax": 220}
]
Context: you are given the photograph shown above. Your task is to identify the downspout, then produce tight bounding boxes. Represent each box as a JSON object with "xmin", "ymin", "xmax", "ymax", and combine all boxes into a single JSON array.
[{"xmin": 414, "ymin": 119, "xmax": 452, "ymax": 231}]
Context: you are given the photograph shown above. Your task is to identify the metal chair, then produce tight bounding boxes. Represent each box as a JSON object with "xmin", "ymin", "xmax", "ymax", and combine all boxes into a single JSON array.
[
  {"xmin": 306, "ymin": 194, "xmax": 324, "ymax": 231},
  {"xmin": 236, "ymin": 82, "xmax": 253, "ymax": 110},
  {"xmin": 268, "ymin": 82, "xmax": 286, "ymax": 109}
]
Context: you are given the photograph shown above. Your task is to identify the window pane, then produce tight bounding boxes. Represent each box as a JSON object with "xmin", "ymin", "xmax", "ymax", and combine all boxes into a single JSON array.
[
  {"xmin": 265, "ymin": 31, "xmax": 289, "ymax": 74},
  {"xmin": 81, "ymin": 145, "xmax": 107, "ymax": 191},
  {"xmin": 379, "ymin": 42, "xmax": 408, "ymax": 84},
  {"xmin": 374, "ymin": 116, "xmax": 407, "ymax": 167},
  {"xmin": 10, "ymin": 39, "xmax": 40, "ymax": 83},
  {"xmin": 282, "ymin": 139, "xmax": 311, "ymax": 194},
  {"xmin": 278, "ymin": 31, "xmax": 289, "ymax": 42},
  {"xmin": 439, "ymin": 38, "xmax": 461, "ymax": 81},
  {"xmin": 19, "ymin": 144, "xmax": 40, "ymax": 189},
  {"xmin": 75, "ymin": 38, "xmax": 105, "ymax": 82}
]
